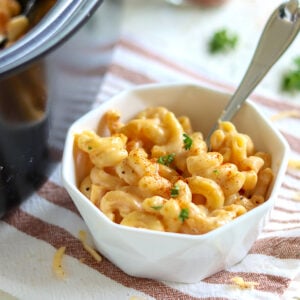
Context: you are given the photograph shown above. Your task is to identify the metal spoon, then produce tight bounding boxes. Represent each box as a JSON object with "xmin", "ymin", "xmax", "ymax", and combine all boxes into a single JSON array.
[{"xmin": 206, "ymin": 0, "xmax": 300, "ymax": 147}]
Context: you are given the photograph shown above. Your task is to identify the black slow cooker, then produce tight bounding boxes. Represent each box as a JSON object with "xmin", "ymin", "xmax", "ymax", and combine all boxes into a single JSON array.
[{"xmin": 0, "ymin": 0, "xmax": 104, "ymax": 217}]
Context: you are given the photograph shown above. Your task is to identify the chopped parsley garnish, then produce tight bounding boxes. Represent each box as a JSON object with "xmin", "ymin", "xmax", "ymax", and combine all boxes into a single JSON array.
[
  {"xmin": 157, "ymin": 153, "xmax": 175, "ymax": 166},
  {"xmin": 88, "ymin": 146, "xmax": 93, "ymax": 151},
  {"xmin": 213, "ymin": 169, "xmax": 219, "ymax": 174},
  {"xmin": 171, "ymin": 184, "xmax": 180, "ymax": 198},
  {"xmin": 151, "ymin": 205, "xmax": 163, "ymax": 210},
  {"xmin": 209, "ymin": 29, "xmax": 238, "ymax": 54},
  {"xmin": 183, "ymin": 133, "xmax": 193, "ymax": 150},
  {"xmin": 281, "ymin": 57, "xmax": 300, "ymax": 93},
  {"xmin": 179, "ymin": 208, "xmax": 189, "ymax": 222}
]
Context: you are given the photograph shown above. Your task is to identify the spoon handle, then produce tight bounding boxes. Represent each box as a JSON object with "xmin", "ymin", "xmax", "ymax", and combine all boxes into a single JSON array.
[{"xmin": 206, "ymin": 0, "xmax": 300, "ymax": 143}]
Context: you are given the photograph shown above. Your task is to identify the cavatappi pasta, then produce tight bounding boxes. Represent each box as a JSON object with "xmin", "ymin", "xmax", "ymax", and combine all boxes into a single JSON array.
[
  {"xmin": 74, "ymin": 107, "xmax": 274, "ymax": 235},
  {"xmin": 0, "ymin": 0, "xmax": 29, "ymax": 47},
  {"xmin": 0, "ymin": 0, "xmax": 57, "ymax": 48}
]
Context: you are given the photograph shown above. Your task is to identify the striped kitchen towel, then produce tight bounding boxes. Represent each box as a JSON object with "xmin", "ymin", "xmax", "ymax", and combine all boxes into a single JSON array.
[{"xmin": 1, "ymin": 36, "xmax": 300, "ymax": 300}]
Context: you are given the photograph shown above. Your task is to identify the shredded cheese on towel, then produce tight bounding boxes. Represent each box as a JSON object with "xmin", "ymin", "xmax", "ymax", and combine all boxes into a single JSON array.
[
  {"xmin": 288, "ymin": 159, "xmax": 300, "ymax": 170},
  {"xmin": 231, "ymin": 276, "xmax": 259, "ymax": 289},
  {"xmin": 270, "ymin": 110, "xmax": 300, "ymax": 122},
  {"xmin": 293, "ymin": 192, "xmax": 300, "ymax": 202},
  {"xmin": 78, "ymin": 230, "xmax": 102, "ymax": 262},
  {"xmin": 52, "ymin": 246, "xmax": 66, "ymax": 279}
]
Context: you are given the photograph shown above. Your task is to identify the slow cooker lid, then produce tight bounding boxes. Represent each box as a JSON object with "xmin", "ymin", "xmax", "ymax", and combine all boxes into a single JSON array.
[{"xmin": 0, "ymin": 0, "xmax": 103, "ymax": 78}]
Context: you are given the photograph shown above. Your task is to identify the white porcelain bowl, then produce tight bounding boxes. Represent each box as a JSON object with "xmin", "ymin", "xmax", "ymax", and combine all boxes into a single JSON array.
[{"xmin": 62, "ymin": 83, "xmax": 289, "ymax": 283}]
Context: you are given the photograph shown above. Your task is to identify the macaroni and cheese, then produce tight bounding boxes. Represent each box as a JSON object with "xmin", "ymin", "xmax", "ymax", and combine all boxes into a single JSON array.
[
  {"xmin": 74, "ymin": 106, "xmax": 273, "ymax": 235},
  {"xmin": 0, "ymin": 0, "xmax": 29, "ymax": 47}
]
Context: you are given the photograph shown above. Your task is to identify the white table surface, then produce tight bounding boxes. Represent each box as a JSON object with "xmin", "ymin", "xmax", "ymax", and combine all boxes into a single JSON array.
[{"xmin": 121, "ymin": 0, "xmax": 300, "ymax": 103}]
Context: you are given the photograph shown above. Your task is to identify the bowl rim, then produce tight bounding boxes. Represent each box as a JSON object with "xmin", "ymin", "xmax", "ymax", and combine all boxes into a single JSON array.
[{"xmin": 62, "ymin": 82, "xmax": 290, "ymax": 240}]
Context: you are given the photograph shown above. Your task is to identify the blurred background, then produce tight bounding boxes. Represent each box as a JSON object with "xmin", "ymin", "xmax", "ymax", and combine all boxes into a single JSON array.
[{"xmin": 120, "ymin": 0, "xmax": 298, "ymax": 98}]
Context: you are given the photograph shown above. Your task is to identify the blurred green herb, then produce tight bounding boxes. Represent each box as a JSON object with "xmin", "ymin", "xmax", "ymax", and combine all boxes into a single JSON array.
[
  {"xmin": 151, "ymin": 205, "xmax": 163, "ymax": 210},
  {"xmin": 209, "ymin": 29, "xmax": 238, "ymax": 54},
  {"xmin": 281, "ymin": 57, "xmax": 300, "ymax": 93},
  {"xmin": 179, "ymin": 208, "xmax": 189, "ymax": 222},
  {"xmin": 171, "ymin": 184, "xmax": 180, "ymax": 198},
  {"xmin": 157, "ymin": 153, "xmax": 175, "ymax": 166},
  {"xmin": 183, "ymin": 133, "xmax": 193, "ymax": 150}
]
